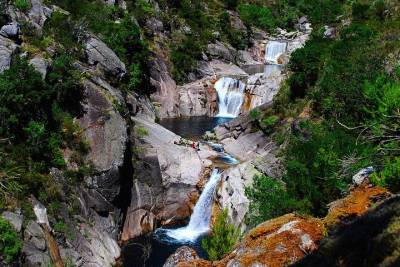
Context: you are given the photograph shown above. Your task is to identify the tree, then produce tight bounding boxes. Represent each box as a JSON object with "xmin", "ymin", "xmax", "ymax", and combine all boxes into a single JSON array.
[
  {"xmin": 245, "ymin": 175, "xmax": 299, "ymax": 226},
  {"xmin": 201, "ymin": 208, "xmax": 240, "ymax": 261}
]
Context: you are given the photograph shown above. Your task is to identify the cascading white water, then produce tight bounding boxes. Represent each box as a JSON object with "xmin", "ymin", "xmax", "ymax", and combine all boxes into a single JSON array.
[
  {"xmin": 265, "ymin": 41, "xmax": 287, "ymax": 64},
  {"xmin": 155, "ymin": 168, "xmax": 221, "ymax": 243},
  {"xmin": 215, "ymin": 77, "xmax": 246, "ymax": 118}
]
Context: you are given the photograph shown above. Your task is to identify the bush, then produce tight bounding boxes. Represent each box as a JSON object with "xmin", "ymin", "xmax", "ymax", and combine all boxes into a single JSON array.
[
  {"xmin": 237, "ymin": 4, "xmax": 276, "ymax": 31},
  {"xmin": 370, "ymin": 158, "xmax": 400, "ymax": 191},
  {"xmin": 201, "ymin": 209, "xmax": 240, "ymax": 261},
  {"xmin": 0, "ymin": 218, "xmax": 22, "ymax": 263},
  {"xmin": 283, "ymin": 120, "xmax": 370, "ymax": 216},
  {"xmin": 14, "ymin": 0, "xmax": 31, "ymax": 11},
  {"xmin": 246, "ymin": 175, "xmax": 300, "ymax": 226}
]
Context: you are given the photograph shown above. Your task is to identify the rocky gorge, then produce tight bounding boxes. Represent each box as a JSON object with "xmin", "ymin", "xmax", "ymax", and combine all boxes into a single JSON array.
[{"xmin": 1, "ymin": 0, "xmax": 400, "ymax": 267}]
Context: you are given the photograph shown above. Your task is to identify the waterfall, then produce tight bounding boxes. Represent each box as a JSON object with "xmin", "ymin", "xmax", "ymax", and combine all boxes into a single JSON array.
[
  {"xmin": 155, "ymin": 169, "xmax": 221, "ymax": 243},
  {"xmin": 215, "ymin": 77, "xmax": 246, "ymax": 118},
  {"xmin": 265, "ymin": 41, "xmax": 287, "ymax": 64}
]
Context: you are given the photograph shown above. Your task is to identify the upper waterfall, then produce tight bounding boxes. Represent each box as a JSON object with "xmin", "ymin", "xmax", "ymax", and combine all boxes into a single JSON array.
[
  {"xmin": 155, "ymin": 168, "xmax": 222, "ymax": 243},
  {"xmin": 265, "ymin": 41, "xmax": 287, "ymax": 64},
  {"xmin": 215, "ymin": 77, "xmax": 246, "ymax": 118}
]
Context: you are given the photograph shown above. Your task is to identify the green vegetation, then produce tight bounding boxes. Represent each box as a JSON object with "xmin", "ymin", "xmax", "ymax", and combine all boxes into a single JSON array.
[
  {"xmin": 246, "ymin": 175, "xmax": 299, "ymax": 226},
  {"xmin": 0, "ymin": 218, "xmax": 22, "ymax": 263},
  {"xmin": 45, "ymin": 0, "xmax": 150, "ymax": 91},
  {"xmin": 0, "ymin": 56, "xmax": 86, "ymax": 209},
  {"xmin": 202, "ymin": 208, "xmax": 240, "ymax": 261},
  {"xmin": 14, "ymin": 0, "xmax": 31, "ymax": 11},
  {"xmin": 237, "ymin": 4, "xmax": 275, "ymax": 31},
  {"xmin": 246, "ymin": 0, "xmax": 400, "ymax": 222}
]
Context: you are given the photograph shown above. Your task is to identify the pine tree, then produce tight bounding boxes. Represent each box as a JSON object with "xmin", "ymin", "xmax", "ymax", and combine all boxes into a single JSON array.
[{"xmin": 201, "ymin": 208, "xmax": 240, "ymax": 261}]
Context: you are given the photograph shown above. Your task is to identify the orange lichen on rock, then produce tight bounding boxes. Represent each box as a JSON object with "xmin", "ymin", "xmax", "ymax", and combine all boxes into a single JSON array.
[
  {"xmin": 324, "ymin": 185, "xmax": 390, "ymax": 228},
  {"xmin": 214, "ymin": 214, "xmax": 324, "ymax": 267},
  {"xmin": 177, "ymin": 259, "xmax": 213, "ymax": 267}
]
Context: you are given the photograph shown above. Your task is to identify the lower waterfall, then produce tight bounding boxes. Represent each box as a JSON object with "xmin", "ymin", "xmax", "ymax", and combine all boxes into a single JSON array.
[
  {"xmin": 155, "ymin": 168, "xmax": 221, "ymax": 243},
  {"xmin": 215, "ymin": 77, "xmax": 246, "ymax": 118}
]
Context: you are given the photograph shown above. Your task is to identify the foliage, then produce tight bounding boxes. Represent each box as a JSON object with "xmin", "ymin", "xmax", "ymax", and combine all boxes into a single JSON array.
[
  {"xmin": 283, "ymin": 120, "xmax": 371, "ymax": 216},
  {"xmin": 0, "ymin": 218, "xmax": 22, "ymax": 263},
  {"xmin": 370, "ymin": 157, "xmax": 400, "ymax": 191},
  {"xmin": 0, "ymin": 0, "xmax": 7, "ymax": 26},
  {"xmin": 201, "ymin": 208, "xmax": 240, "ymax": 261},
  {"xmin": 246, "ymin": 175, "xmax": 300, "ymax": 226},
  {"xmin": 237, "ymin": 4, "xmax": 275, "ymax": 31},
  {"xmin": 287, "ymin": 36, "xmax": 331, "ymax": 98},
  {"xmin": 135, "ymin": 126, "xmax": 149, "ymax": 137},
  {"xmin": 14, "ymin": 0, "xmax": 31, "ymax": 11},
  {"xmin": 0, "ymin": 56, "xmax": 84, "ymax": 208},
  {"xmin": 171, "ymin": 34, "xmax": 204, "ymax": 84}
]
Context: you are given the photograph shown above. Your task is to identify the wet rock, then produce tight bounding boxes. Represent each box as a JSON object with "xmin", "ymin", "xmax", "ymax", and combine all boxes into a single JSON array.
[
  {"xmin": 125, "ymin": 116, "xmax": 207, "ymax": 236},
  {"xmin": 0, "ymin": 35, "xmax": 18, "ymax": 73},
  {"xmin": 218, "ymin": 161, "xmax": 261, "ymax": 230},
  {"xmin": 1, "ymin": 211, "xmax": 23, "ymax": 232},
  {"xmin": 84, "ymin": 35, "xmax": 126, "ymax": 77},
  {"xmin": 163, "ymin": 246, "xmax": 199, "ymax": 267},
  {"xmin": 121, "ymin": 209, "xmax": 156, "ymax": 242},
  {"xmin": 211, "ymin": 60, "xmax": 248, "ymax": 81},
  {"xmin": 178, "ymin": 78, "xmax": 218, "ymax": 117}
]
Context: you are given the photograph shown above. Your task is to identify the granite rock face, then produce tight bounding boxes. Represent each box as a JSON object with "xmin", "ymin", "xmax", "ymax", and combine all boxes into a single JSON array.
[
  {"xmin": 78, "ymin": 79, "xmax": 128, "ymax": 203},
  {"xmin": 121, "ymin": 115, "xmax": 208, "ymax": 241},
  {"xmin": 0, "ymin": 35, "xmax": 18, "ymax": 73},
  {"xmin": 84, "ymin": 35, "xmax": 126, "ymax": 77}
]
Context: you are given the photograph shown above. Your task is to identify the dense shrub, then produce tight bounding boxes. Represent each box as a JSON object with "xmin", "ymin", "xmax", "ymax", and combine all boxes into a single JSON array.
[
  {"xmin": 237, "ymin": 4, "xmax": 276, "ymax": 31},
  {"xmin": 287, "ymin": 36, "xmax": 330, "ymax": 98},
  {"xmin": 283, "ymin": 121, "xmax": 371, "ymax": 216},
  {"xmin": 0, "ymin": 56, "xmax": 84, "ymax": 207},
  {"xmin": 201, "ymin": 209, "xmax": 240, "ymax": 261},
  {"xmin": 246, "ymin": 175, "xmax": 300, "ymax": 226},
  {"xmin": 0, "ymin": 218, "xmax": 22, "ymax": 263}
]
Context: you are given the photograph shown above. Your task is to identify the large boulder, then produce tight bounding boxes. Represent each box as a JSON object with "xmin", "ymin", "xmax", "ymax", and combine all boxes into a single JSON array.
[
  {"xmin": 84, "ymin": 35, "xmax": 126, "ymax": 77},
  {"xmin": 179, "ymin": 214, "xmax": 324, "ymax": 267},
  {"xmin": 78, "ymin": 79, "xmax": 128, "ymax": 202},
  {"xmin": 217, "ymin": 161, "xmax": 261, "ymax": 231},
  {"xmin": 1, "ymin": 211, "xmax": 23, "ymax": 232},
  {"xmin": 0, "ymin": 22, "xmax": 20, "ymax": 39},
  {"xmin": 163, "ymin": 246, "xmax": 199, "ymax": 267},
  {"xmin": 207, "ymin": 41, "xmax": 236, "ymax": 62},
  {"xmin": 0, "ymin": 35, "xmax": 18, "ymax": 73},
  {"xmin": 178, "ymin": 78, "xmax": 218, "ymax": 117},
  {"xmin": 121, "ymin": 116, "xmax": 207, "ymax": 241},
  {"xmin": 295, "ymin": 195, "xmax": 400, "ymax": 267}
]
